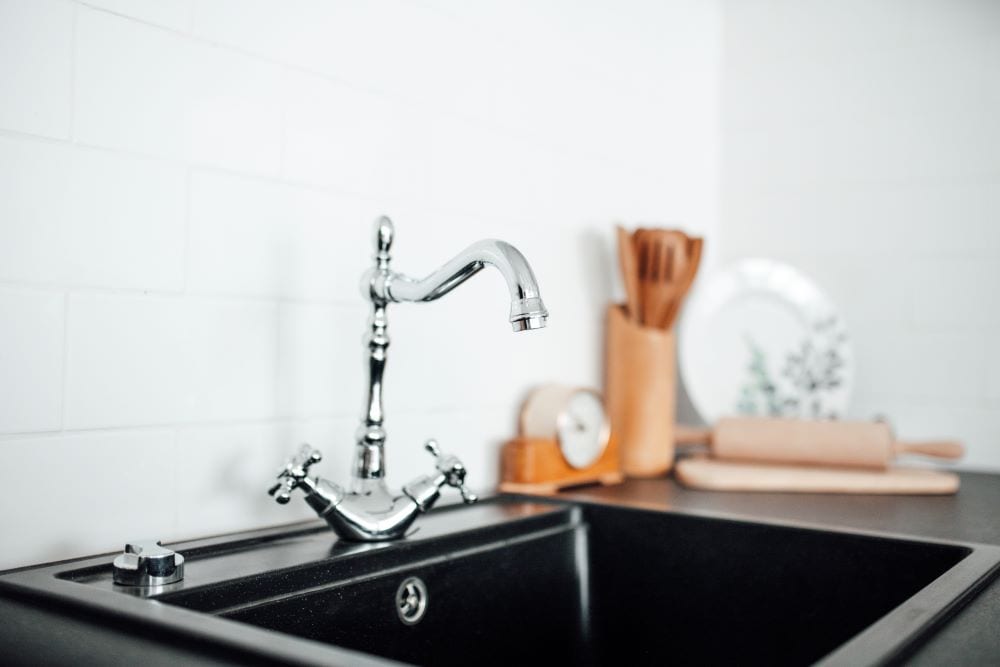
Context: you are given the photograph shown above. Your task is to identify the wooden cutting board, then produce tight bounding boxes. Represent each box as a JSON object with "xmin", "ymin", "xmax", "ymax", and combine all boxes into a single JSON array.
[{"xmin": 675, "ymin": 455, "xmax": 959, "ymax": 495}]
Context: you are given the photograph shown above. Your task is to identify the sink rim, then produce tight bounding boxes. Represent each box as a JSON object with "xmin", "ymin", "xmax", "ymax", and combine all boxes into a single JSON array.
[
  {"xmin": 0, "ymin": 500, "xmax": 577, "ymax": 667},
  {"xmin": 1, "ymin": 495, "xmax": 998, "ymax": 667}
]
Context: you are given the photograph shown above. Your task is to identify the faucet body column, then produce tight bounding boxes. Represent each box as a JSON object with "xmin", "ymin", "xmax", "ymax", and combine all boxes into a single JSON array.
[{"xmin": 354, "ymin": 217, "xmax": 394, "ymax": 488}]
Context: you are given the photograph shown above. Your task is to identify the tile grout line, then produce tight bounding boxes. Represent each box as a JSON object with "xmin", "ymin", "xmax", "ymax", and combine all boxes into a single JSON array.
[
  {"xmin": 0, "ymin": 277, "xmax": 371, "ymax": 309},
  {"xmin": 273, "ymin": 291, "xmax": 284, "ymax": 429},
  {"xmin": 277, "ymin": 66, "xmax": 290, "ymax": 182},
  {"xmin": 181, "ymin": 167, "xmax": 192, "ymax": 295},
  {"xmin": 68, "ymin": 0, "xmax": 78, "ymax": 143},
  {"xmin": 58, "ymin": 290, "xmax": 70, "ymax": 432},
  {"xmin": 0, "ymin": 127, "xmax": 436, "ymax": 222},
  {"xmin": 0, "ymin": 121, "xmax": 640, "ymax": 209},
  {"xmin": 172, "ymin": 426, "xmax": 181, "ymax": 536},
  {"xmin": 0, "ymin": 403, "xmax": 518, "ymax": 443}
]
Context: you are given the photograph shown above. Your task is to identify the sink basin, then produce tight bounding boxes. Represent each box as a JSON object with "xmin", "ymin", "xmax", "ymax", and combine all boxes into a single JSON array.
[{"xmin": 2, "ymin": 498, "xmax": 998, "ymax": 666}]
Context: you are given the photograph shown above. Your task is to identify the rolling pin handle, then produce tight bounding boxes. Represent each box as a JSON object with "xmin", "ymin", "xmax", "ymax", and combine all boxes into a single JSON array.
[
  {"xmin": 674, "ymin": 425, "xmax": 712, "ymax": 447},
  {"xmin": 894, "ymin": 440, "xmax": 965, "ymax": 461}
]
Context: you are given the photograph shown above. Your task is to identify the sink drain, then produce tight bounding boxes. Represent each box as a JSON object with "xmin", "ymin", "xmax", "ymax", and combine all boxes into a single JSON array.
[{"xmin": 396, "ymin": 576, "xmax": 428, "ymax": 625}]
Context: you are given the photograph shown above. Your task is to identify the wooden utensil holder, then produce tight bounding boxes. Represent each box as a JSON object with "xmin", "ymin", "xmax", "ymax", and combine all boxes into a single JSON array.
[{"xmin": 605, "ymin": 304, "xmax": 676, "ymax": 477}]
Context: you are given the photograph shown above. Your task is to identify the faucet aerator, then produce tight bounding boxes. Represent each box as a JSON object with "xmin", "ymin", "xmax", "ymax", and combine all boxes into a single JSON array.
[
  {"xmin": 512, "ymin": 315, "xmax": 547, "ymax": 332},
  {"xmin": 509, "ymin": 296, "xmax": 548, "ymax": 332}
]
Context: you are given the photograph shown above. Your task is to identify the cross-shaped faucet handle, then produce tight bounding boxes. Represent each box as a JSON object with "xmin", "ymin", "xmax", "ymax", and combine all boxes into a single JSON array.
[
  {"xmin": 424, "ymin": 439, "xmax": 478, "ymax": 504},
  {"xmin": 268, "ymin": 444, "xmax": 323, "ymax": 504}
]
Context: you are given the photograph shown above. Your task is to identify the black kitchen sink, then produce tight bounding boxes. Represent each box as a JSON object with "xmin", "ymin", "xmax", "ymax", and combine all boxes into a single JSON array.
[{"xmin": 2, "ymin": 498, "xmax": 998, "ymax": 666}]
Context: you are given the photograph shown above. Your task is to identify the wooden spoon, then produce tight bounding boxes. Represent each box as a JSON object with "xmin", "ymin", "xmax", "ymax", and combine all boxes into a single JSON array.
[
  {"xmin": 616, "ymin": 226, "xmax": 641, "ymax": 322},
  {"xmin": 661, "ymin": 231, "xmax": 688, "ymax": 328},
  {"xmin": 633, "ymin": 229, "xmax": 654, "ymax": 326}
]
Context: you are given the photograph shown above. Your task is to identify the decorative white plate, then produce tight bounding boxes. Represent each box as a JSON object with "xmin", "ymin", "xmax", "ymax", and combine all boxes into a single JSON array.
[{"xmin": 679, "ymin": 258, "xmax": 853, "ymax": 424}]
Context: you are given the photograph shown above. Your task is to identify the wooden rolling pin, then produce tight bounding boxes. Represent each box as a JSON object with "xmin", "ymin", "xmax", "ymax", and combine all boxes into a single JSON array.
[{"xmin": 674, "ymin": 417, "xmax": 964, "ymax": 470}]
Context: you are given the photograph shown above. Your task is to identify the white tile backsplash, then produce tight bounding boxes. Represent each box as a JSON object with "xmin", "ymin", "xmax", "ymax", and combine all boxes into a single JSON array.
[
  {"xmin": 726, "ymin": 112, "xmax": 1000, "ymax": 190},
  {"xmin": 0, "ymin": 428, "xmax": 177, "ymax": 570},
  {"xmin": 851, "ymin": 327, "xmax": 987, "ymax": 406},
  {"xmin": 1, "ymin": 0, "xmax": 723, "ymax": 567},
  {"xmin": 75, "ymin": 7, "xmax": 283, "ymax": 172},
  {"xmin": 0, "ymin": 0, "xmax": 73, "ymax": 139},
  {"xmin": 988, "ymin": 348, "xmax": 1000, "ymax": 403},
  {"xmin": 187, "ymin": 170, "xmax": 368, "ymax": 300},
  {"xmin": 187, "ymin": 44, "xmax": 284, "ymax": 174},
  {"xmin": 74, "ymin": 7, "xmax": 192, "ymax": 159},
  {"xmin": 385, "ymin": 406, "xmax": 516, "ymax": 493},
  {"xmin": 276, "ymin": 302, "xmax": 366, "ymax": 419},
  {"xmin": 192, "ymin": 0, "xmax": 340, "ymax": 75},
  {"xmin": 0, "ymin": 288, "xmax": 64, "ymax": 433},
  {"xmin": 0, "ymin": 136, "xmax": 186, "ymax": 290},
  {"xmin": 281, "ymin": 69, "xmax": 431, "ymax": 197},
  {"xmin": 81, "ymin": 0, "xmax": 194, "ymax": 32},
  {"xmin": 427, "ymin": 115, "xmax": 560, "ymax": 223},
  {"xmin": 175, "ymin": 421, "xmax": 322, "ymax": 537},
  {"xmin": 65, "ymin": 293, "xmax": 278, "ymax": 428},
  {"xmin": 908, "ymin": 258, "xmax": 1000, "ymax": 331}
]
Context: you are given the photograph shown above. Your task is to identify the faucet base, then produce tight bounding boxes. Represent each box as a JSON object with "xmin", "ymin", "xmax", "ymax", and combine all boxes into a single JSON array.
[{"xmin": 318, "ymin": 491, "xmax": 422, "ymax": 542}]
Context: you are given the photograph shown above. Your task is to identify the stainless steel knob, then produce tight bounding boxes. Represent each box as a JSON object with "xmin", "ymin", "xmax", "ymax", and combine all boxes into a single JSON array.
[{"xmin": 112, "ymin": 540, "xmax": 184, "ymax": 587}]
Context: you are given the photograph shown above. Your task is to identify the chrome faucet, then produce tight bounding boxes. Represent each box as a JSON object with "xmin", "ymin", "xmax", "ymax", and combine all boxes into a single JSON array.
[{"xmin": 268, "ymin": 216, "xmax": 548, "ymax": 541}]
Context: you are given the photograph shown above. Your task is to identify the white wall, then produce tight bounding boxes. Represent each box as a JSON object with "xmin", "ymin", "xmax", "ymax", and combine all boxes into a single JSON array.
[
  {"xmin": 721, "ymin": 1, "xmax": 1000, "ymax": 469},
  {"xmin": 0, "ymin": 0, "xmax": 721, "ymax": 568}
]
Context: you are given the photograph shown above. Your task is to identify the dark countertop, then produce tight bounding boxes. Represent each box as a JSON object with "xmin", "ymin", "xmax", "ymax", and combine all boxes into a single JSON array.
[
  {"xmin": 559, "ymin": 471, "xmax": 1000, "ymax": 545},
  {"xmin": 556, "ymin": 471, "xmax": 1000, "ymax": 665},
  {"xmin": 1, "ymin": 472, "xmax": 997, "ymax": 665}
]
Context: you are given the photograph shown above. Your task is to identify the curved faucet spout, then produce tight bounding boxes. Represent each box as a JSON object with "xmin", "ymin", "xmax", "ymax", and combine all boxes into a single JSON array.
[{"xmin": 386, "ymin": 239, "xmax": 549, "ymax": 332}]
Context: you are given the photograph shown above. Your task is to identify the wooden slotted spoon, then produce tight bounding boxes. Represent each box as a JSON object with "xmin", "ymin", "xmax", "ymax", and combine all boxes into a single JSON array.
[
  {"xmin": 635, "ymin": 229, "xmax": 687, "ymax": 329},
  {"xmin": 661, "ymin": 236, "xmax": 703, "ymax": 329}
]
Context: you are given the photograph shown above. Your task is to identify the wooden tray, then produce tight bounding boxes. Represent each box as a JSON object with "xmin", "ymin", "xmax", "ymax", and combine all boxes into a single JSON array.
[{"xmin": 675, "ymin": 455, "xmax": 959, "ymax": 494}]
